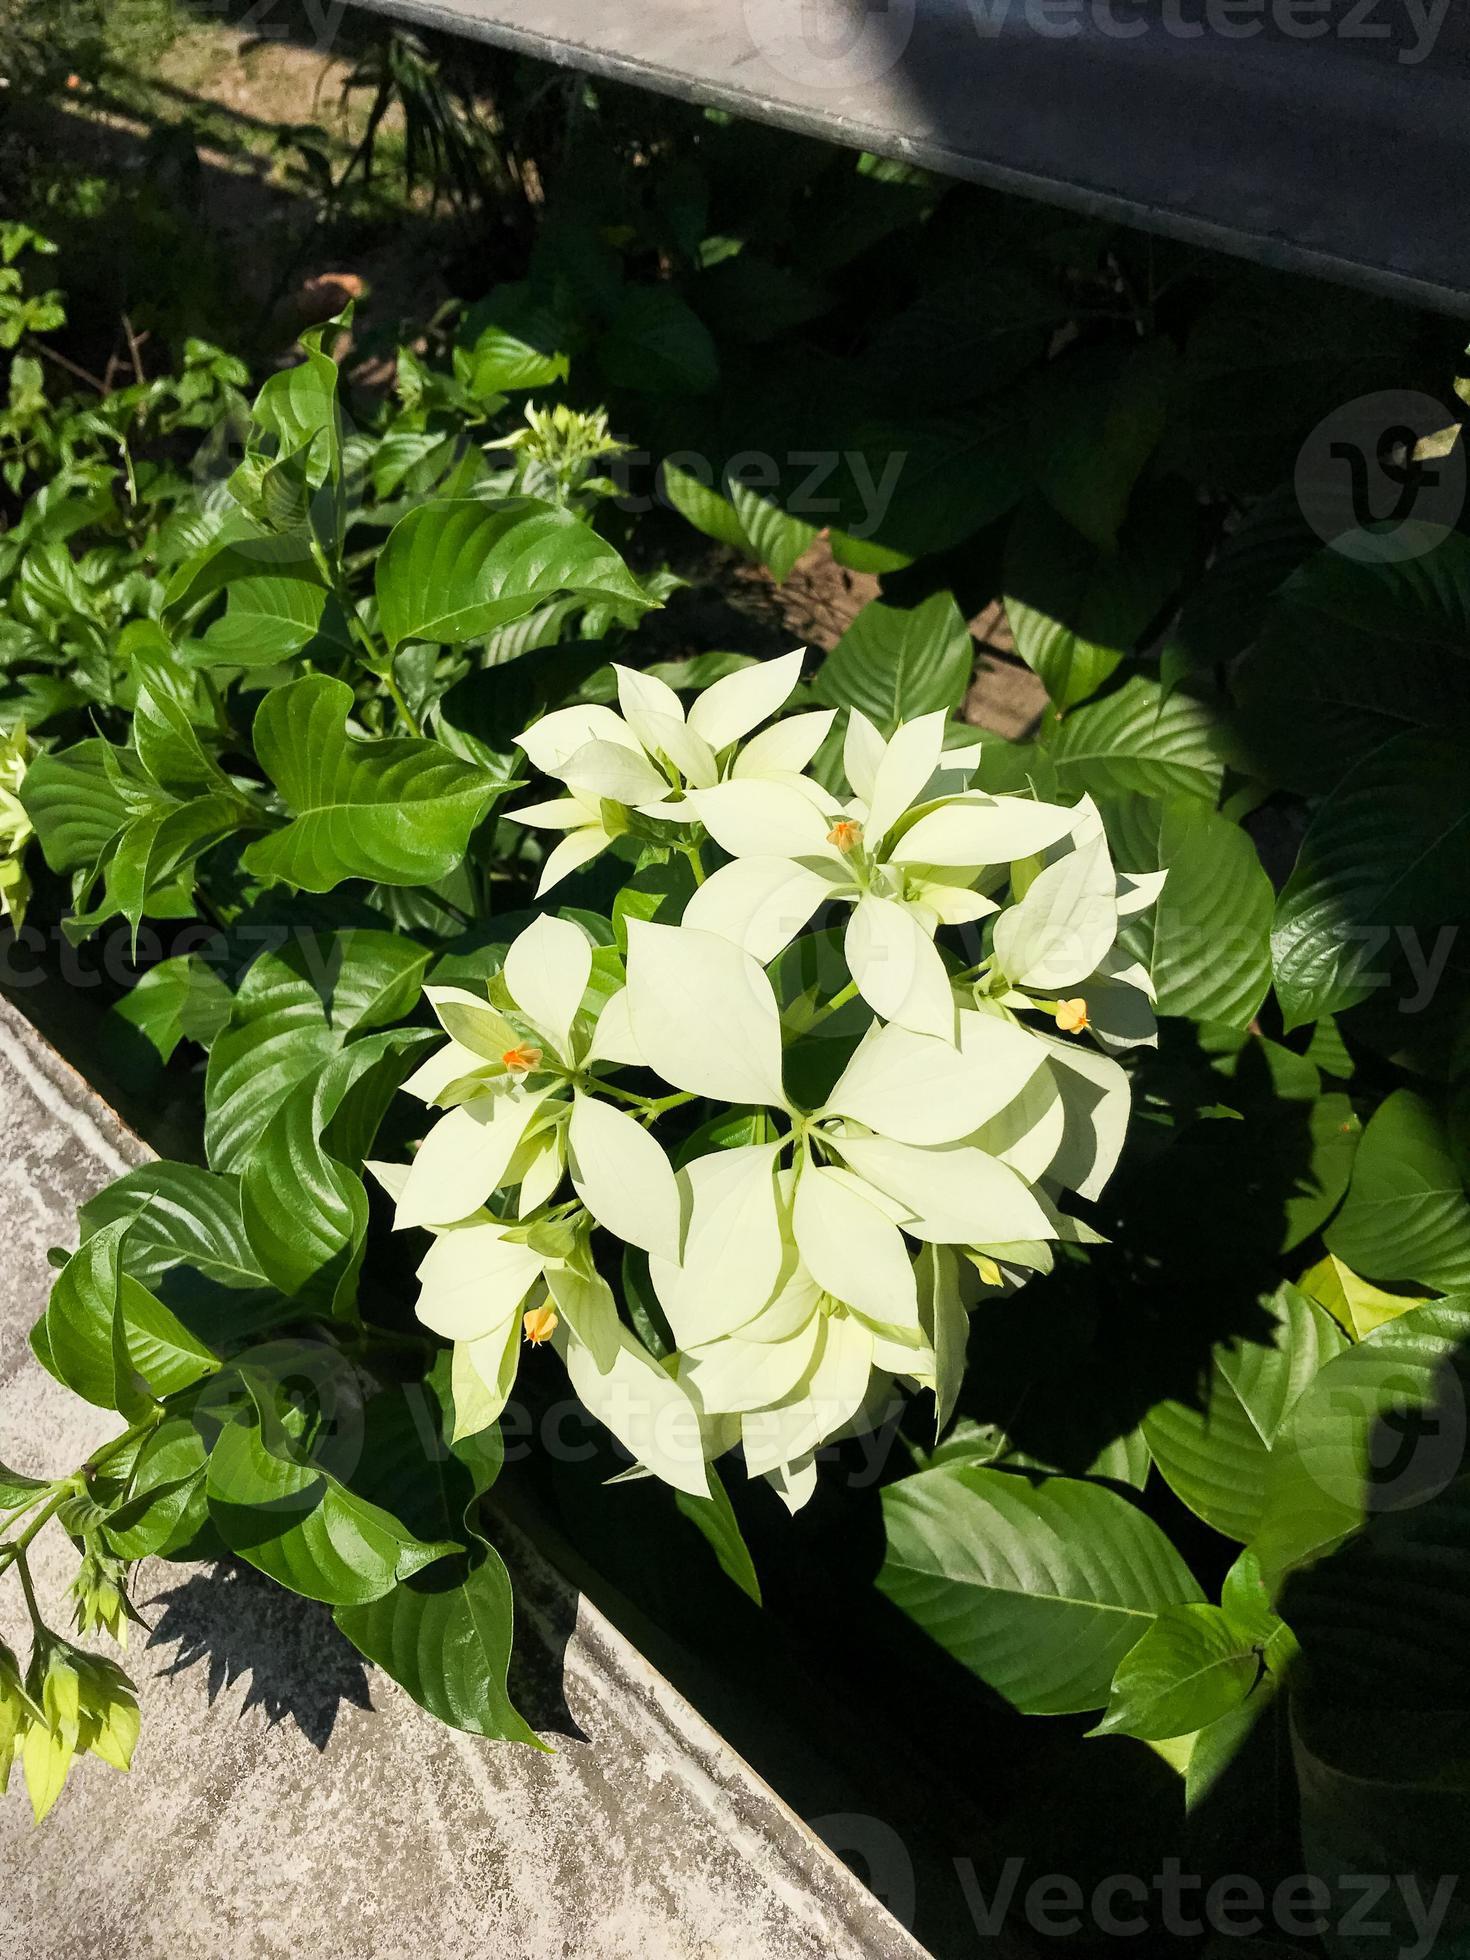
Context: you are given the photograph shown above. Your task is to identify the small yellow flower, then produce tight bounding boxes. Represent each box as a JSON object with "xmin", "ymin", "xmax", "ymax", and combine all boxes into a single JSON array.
[
  {"xmin": 501, "ymin": 1043, "xmax": 543, "ymax": 1073},
  {"xmin": 522, "ymin": 1303, "xmax": 559, "ymax": 1345},
  {"xmin": 827, "ymin": 819, "xmax": 863, "ymax": 854},
  {"xmin": 1054, "ymin": 997, "xmax": 1089, "ymax": 1034}
]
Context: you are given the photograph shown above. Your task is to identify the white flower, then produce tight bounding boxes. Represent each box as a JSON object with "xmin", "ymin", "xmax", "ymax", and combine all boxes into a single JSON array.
[
  {"xmin": 667, "ymin": 1167, "xmax": 931, "ymax": 1511},
  {"xmin": 513, "ymin": 649, "xmax": 834, "ymax": 894},
  {"xmin": 683, "ymin": 708, "xmax": 1077, "ymax": 1040},
  {"xmin": 364, "ymin": 1169, "xmax": 710, "ymax": 1498},
  {"xmin": 625, "ymin": 921, "xmax": 1061, "ymax": 1327},
  {"xmin": 394, "ymin": 912, "xmax": 681, "ymax": 1262},
  {"xmin": 984, "ymin": 799, "xmax": 1164, "ymax": 1052}
]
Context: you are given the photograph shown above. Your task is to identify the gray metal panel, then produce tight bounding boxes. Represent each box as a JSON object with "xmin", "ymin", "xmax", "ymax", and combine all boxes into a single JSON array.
[{"xmin": 340, "ymin": 0, "xmax": 1470, "ymax": 315}]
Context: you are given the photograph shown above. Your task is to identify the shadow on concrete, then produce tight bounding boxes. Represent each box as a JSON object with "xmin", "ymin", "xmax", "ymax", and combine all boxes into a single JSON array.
[{"xmin": 144, "ymin": 1559, "xmax": 375, "ymax": 1750}]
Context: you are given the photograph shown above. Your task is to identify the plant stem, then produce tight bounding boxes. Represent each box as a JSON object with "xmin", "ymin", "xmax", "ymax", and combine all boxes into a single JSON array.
[
  {"xmin": 0, "ymin": 1493, "xmax": 65, "ymax": 1590},
  {"xmin": 380, "ymin": 658, "xmax": 423, "ymax": 738},
  {"xmin": 13, "ymin": 1548, "xmax": 44, "ymax": 1632},
  {"xmin": 681, "ymin": 841, "xmax": 707, "ymax": 887},
  {"xmin": 806, "ymin": 978, "xmax": 859, "ymax": 1030}
]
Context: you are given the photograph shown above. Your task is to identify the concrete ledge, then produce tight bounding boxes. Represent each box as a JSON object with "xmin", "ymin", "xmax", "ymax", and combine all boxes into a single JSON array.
[{"xmin": 0, "ymin": 997, "xmax": 928, "ymax": 1959}]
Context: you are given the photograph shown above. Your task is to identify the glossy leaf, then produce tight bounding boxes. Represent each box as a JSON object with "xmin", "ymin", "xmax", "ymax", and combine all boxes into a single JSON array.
[
  {"xmin": 878, "ymin": 1463, "xmax": 1203, "ymax": 1715},
  {"xmin": 375, "ymin": 497, "xmax": 652, "ymax": 651},
  {"xmin": 1325, "ymin": 1090, "xmax": 1470, "ymax": 1293},
  {"xmin": 1106, "ymin": 792, "xmax": 1274, "ymax": 1027},
  {"xmin": 242, "ymin": 675, "xmax": 505, "ymax": 891},
  {"xmin": 1254, "ymin": 1300, "xmax": 1470, "ymax": 1585},
  {"xmin": 1092, "ymin": 1603, "xmax": 1260, "ymax": 1741},
  {"xmin": 1046, "ymin": 675, "xmax": 1228, "ymax": 803},
  {"xmin": 814, "ymin": 593, "xmax": 972, "ymax": 732},
  {"xmin": 1142, "ymin": 1283, "xmax": 1348, "ymax": 1543}
]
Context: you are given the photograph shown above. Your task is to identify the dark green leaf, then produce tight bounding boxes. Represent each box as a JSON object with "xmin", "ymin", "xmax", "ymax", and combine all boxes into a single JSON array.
[
  {"xmin": 1325, "ymin": 1090, "xmax": 1470, "ymax": 1293},
  {"xmin": 242, "ymin": 674, "xmax": 505, "ymax": 891},
  {"xmin": 376, "ymin": 498, "xmax": 653, "ymax": 651},
  {"xmin": 814, "ymin": 593, "xmax": 972, "ymax": 732},
  {"xmin": 878, "ymin": 1463, "xmax": 1203, "ymax": 1714},
  {"xmin": 1091, "ymin": 1603, "xmax": 1260, "ymax": 1741}
]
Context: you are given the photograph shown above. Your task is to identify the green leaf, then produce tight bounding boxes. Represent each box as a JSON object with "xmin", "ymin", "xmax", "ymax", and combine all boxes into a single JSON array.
[
  {"xmin": 376, "ymin": 497, "xmax": 653, "ymax": 651},
  {"xmin": 337, "ymin": 1549, "xmax": 543, "ymax": 1742},
  {"xmin": 104, "ymin": 1418, "xmax": 209, "ymax": 1561},
  {"xmin": 674, "ymin": 1464, "xmax": 762, "ymax": 1605},
  {"xmin": 107, "ymin": 954, "xmax": 233, "ymax": 1068},
  {"xmin": 598, "ymin": 285, "xmax": 718, "ymax": 395},
  {"xmin": 1045, "ymin": 676, "xmax": 1227, "ymax": 803},
  {"xmin": 240, "ymin": 1029, "xmax": 433, "ymax": 1316},
  {"xmin": 242, "ymin": 674, "xmax": 504, "ymax": 891},
  {"xmin": 0, "ymin": 1461, "xmax": 48, "ymax": 1512},
  {"xmin": 661, "ymin": 465, "xmax": 816, "ymax": 583},
  {"xmin": 205, "ymin": 1394, "xmax": 454, "ymax": 1608},
  {"xmin": 1272, "ymin": 734, "xmax": 1470, "ymax": 1029},
  {"xmin": 1005, "ymin": 487, "xmax": 1192, "ymax": 711},
  {"xmin": 38, "ymin": 1218, "xmax": 219, "ymax": 1414},
  {"xmin": 1103, "ymin": 793, "xmax": 1274, "ymax": 1027},
  {"xmin": 79, "ymin": 1163, "xmax": 265, "ymax": 1293},
  {"xmin": 1325, "ymin": 1089, "xmax": 1470, "ymax": 1293},
  {"xmin": 877, "ymin": 1464, "xmax": 1203, "ymax": 1715},
  {"xmin": 205, "ymin": 930, "xmax": 430, "ymax": 1172},
  {"xmin": 334, "ymin": 1361, "xmax": 543, "ymax": 1747},
  {"xmin": 38, "ymin": 1219, "xmax": 130, "ymax": 1411},
  {"xmin": 460, "ymin": 285, "xmax": 570, "ymax": 395},
  {"xmin": 192, "ymin": 570, "xmax": 329, "ymax": 667},
  {"xmin": 19, "ymin": 739, "xmax": 135, "ymax": 875},
  {"xmin": 814, "ymin": 593, "xmax": 973, "ymax": 732},
  {"xmin": 1091, "ymin": 1603, "xmax": 1261, "ymax": 1741},
  {"xmin": 1142, "ymin": 1283, "xmax": 1349, "ymax": 1543},
  {"xmin": 1255, "ymin": 1300, "xmax": 1470, "ymax": 1586},
  {"xmin": 115, "ymin": 1277, "xmax": 219, "ymax": 1400}
]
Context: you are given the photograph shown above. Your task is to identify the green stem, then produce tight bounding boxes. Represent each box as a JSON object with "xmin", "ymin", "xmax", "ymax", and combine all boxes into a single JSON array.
[
  {"xmin": 0, "ymin": 1493, "xmax": 65, "ymax": 1587},
  {"xmin": 639, "ymin": 1091, "xmax": 698, "ymax": 1123},
  {"xmin": 681, "ymin": 841, "xmax": 707, "ymax": 887},
  {"xmin": 13, "ymin": 1548, "xmax": 44, "ymax": 1633},
  {"xmin": 806, "ymin": 979, "xmax": 859, "ymax": 1031},
  {"xmin": 379, "ymin": 659, "xmax": 423, "ymax": 739}
]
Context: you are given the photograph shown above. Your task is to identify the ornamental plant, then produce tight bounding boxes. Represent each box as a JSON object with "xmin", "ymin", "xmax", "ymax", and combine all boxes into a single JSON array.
[
  {"xmin": 373, "ymin": 660, "xmax": 1152, "ymax": 1515},
  {"xmin": 1, "ymin": 135, "xmax": 1469, "ymax": 1927}
]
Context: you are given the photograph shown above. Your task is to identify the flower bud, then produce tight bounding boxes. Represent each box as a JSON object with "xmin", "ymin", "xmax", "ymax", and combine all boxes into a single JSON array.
[
  {"xmin": 71, "ymin": 1542, "xmax": 133, "ymax": 1648},
  {"xmin": 522, "ymin": 1303, "xmax": 559, "ymax": 1345},
  {"xmin": 501, "ymin": 1043, "xmax": 543, "ymax": 1074},
  {"xmin": 1054, "ymin": 997, "xmax": 1089, "ymax": 1034}
]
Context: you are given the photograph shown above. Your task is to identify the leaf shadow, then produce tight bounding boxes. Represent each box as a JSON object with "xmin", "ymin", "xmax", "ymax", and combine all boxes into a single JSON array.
[{"xmin": 142, "ymin": 1558, "xmax": 374, "ymax": 1751}]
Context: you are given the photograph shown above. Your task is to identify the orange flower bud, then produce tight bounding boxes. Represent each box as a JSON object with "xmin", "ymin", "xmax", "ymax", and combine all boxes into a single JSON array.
[
  {"xmin": 522, "ymin": 1303, "xmax": 559, "ymax": 1345},
  {"xmin": 827, "ymin": 819, "xmax": 863, "ymax": 854},
  {"xmin": 500, "ymin": 1043, "xmax": 543, "ymax": 1073},
  {"xmin": 1054, "ymin": 998, "xmax": 1089, "ymax": 1034}
]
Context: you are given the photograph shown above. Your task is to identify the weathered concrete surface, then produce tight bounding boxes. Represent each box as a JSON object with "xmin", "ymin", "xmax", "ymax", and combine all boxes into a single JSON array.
[{"xmin": 0, "ymin": 997, "xmax": 929, "ymax": 1960}]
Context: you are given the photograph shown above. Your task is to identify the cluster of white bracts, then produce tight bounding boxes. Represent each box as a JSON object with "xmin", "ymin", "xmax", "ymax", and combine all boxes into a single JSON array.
[{"xmin": 372, "ymin": 652, "xmax": 1163, "ymax": 1511}]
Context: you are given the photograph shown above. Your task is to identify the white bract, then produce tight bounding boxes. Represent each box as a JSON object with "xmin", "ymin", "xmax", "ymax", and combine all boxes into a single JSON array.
[
  {"xmin": 984, "ymin": 798, "xmax": 1163, "ymax": 1052},
  {"xmin": 685, "ymin": 707, "xmax": 1078, "ymax": 1039},
  {"xmin": 513, "ymin": 649, "xmax": 834, "ymax": 894},
  {"xmin": 394, "ymin": 912, "xmax": 680, "ymax": 1262},
  {"xmin": 384, "ymin": 672, "xmax": 1163, "ymax": 1513}
]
